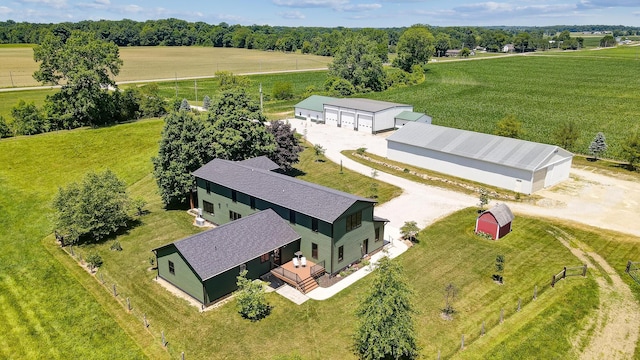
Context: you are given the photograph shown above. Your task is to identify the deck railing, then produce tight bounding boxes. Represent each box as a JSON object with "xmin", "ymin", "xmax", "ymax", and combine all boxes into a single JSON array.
[
  {"xmin": 271, "ymin": 266, "xmax": 302, "ymax": 284},
  {"xmin": 310, "ymin": 260, "xmax": 326, "ymax": 278}
]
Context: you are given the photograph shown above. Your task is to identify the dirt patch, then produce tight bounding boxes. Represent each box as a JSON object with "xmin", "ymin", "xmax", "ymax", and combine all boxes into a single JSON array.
[{"xmin": 551, "ymin": 227, "xmax": 640, "ymax": 359}]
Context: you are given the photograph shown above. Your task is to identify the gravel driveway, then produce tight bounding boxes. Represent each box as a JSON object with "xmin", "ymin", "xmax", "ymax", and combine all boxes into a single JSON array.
[{"xmin": 289, "ymin": 118, "xmax": 640, "ymax": 238}]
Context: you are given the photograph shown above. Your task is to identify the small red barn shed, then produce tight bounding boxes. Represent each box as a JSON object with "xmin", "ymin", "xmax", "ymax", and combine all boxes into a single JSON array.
[{"xmin": 475, "ymin": 203, "xmax": 514, "ymax": 240}]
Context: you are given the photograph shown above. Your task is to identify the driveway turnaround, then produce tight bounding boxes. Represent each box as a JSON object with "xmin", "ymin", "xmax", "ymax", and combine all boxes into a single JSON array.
[{"xmin": 288, "ymin": 118, "xmax": 640, "ymax": 238}]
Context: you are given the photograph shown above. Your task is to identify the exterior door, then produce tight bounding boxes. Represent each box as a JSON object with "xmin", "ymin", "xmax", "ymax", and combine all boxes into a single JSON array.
[{"xmin": 362, "ymin": 239, "xmax": 369, "ymax": 256}]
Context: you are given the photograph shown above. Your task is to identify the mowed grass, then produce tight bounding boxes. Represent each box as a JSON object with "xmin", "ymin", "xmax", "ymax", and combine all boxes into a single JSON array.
[
  {"xmin": 365, "ymin": 46, "xmax": 640, "ymax": 159},
  {"xmin": 0, "ymin": 121, "xmax": 170, "ymax": 359},
  {"xmin": 0, "ymin": 45, "xmax": 332, "ymax": 88},
  {"xmin": 0, "ymin": 118, "xmax": 400, "ymax": 358}
]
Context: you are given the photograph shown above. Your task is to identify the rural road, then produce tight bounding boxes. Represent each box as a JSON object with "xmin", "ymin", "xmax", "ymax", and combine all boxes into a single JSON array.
[{"xmin": 289, "ymin": 118, "xmax": 640, "ymax": 238}]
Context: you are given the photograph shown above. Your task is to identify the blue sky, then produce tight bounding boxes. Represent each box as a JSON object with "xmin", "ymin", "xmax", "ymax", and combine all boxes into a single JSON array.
[{"xmin": 1, "ymin": 0, "xmax": 638, "ymax": 27}]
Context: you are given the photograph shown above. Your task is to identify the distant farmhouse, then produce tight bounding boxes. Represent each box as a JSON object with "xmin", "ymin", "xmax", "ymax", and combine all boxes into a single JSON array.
[
  {"xmin": 294, "ymin": 95, "xmax": 426, "ymax": 134},
  {"xmin": 153, "ymin": 156, "xmax": 387, "ymax": 306},
  {"xmin": 386, "ymin": 122, "xmax": 573, "ymax": 194}
]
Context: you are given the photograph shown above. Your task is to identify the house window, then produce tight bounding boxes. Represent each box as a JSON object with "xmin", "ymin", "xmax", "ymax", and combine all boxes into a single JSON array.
[
  {"xmin": 168, "ymin": 260, "xmax": 175, "ymax": 275},
  {"xmin": 205, "ymin": 181, "xmax": 210, "ymax": 194},
  {"xmin": 338, "ymin": 246, "xmax": 344, "ymax": 262},
  {"xmin": 312, "ymin": 243, "xmax": 318, "ymax": 259},
  {"xmin": 203, "ymin": 200, "xmax": 214, "ymax": 215},
  {"xmin": 312, "ymin": 218, "xmax": 319, "ymax": 232},
  {"xmin": 289, "ymin": 210, "xmax": 296, "ymax": 224},
  {"xmin": 261, "ymin": 253, "xmax": 270, "ymax": 263},
  {"xmin": 250, "ymin": 197, "xmax": 256, "ymax": 210},
  {"xmin": 231, "ymin": 190, "xmax": 237, "ymax": 203},
  {"xmin": 346, "ymin": 212, "xmax": 362, "ymax": 232},
  {"xmin": 229, "ymin": 210, "xmax": 242, "ymax": 221},
  {"xmin": 375, "ymin": 227, "xmax": 381, "ymax": 242}
]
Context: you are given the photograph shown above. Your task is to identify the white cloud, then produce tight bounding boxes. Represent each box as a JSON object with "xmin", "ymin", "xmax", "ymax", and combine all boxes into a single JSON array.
[
  {"xmin": 0, "ymin": 6, "xmax": 13, "ymax": 15},
  {"xmin": 122, "ymin": 4, "xmax": 143, "ymax": 14},
  {"xmin": 272, "ymin": 0, "xmax": 349, "ymax": 9},
  {"xmin": 19, "ymin": 0, "xmax": 67, "ymax": 9},
  {"xmin": 342, "ymin": 3, "xmax": 382, "ymax": 12},
  {"xmin": 579, "ymin": 0, "xmax": 640, "ymax": 8},
  {"xmin": 95, "ymin": 0, "xmax": 110, "ymax": 5},
  {"xmin": 280, "ymin": 10, "xmax": 306, "ymax": 19}
]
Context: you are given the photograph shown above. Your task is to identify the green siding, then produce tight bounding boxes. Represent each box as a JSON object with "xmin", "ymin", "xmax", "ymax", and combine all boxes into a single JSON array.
[
  {"xmin": 156, "ymin": 245, "xmax": 204, "ymax": 303},
  {"xmin": 195, "ymin": 176, "xmax": 382, "ymax": 275},
  {"xmin": 202, "ymin": 256, "xmax": 271, "ymax": 304}
]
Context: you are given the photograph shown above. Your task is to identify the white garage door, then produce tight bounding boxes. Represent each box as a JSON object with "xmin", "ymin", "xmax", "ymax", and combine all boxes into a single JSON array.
[
  {"xmin": 341, "ymin": 112, "xmax": 355, "ymax": 130},
  {"xmin": 358, "ymin": 114, "xmax": 373, "ymax": 133},
  {"xmin": 325, "ymin": 109, "xmax": 338, "ymax": 127}
]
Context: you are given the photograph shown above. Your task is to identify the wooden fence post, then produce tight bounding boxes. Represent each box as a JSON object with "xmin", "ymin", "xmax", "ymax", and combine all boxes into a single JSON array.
[
  {"xmin": 551, "ymin": 274, "xmax": 556, "ymax": 287},
  {"xmin": 182, "ymin": 352, "xmax": 185, "ymax": 360},
  {"xmin": 143, "ymin": 313, "xmax": 149, "ymax": 328},
  {"xmin": 461, "ymin": 334, "xmax": 464, "ymax": 350},
  {"xmin": 563, "ymin": 266, "xmax": 567, "ymax": 279},
  {"xmin": 518, "ymin": 298, "xmax": 521, "ymax": 312},
  {"xmin": 481, "ymin": 322, "xmax": 485, "ymax": 336},
  {"xmin": 437, "ymin": 349, "xmax": 440, "ymax": 360},
  {"xmin": 112, "ymin": 284, "xmax": 117, "ymax": 297},
  {"xmin": 626, "ymin": 260, "xmax": 632, "ymax": 273},
  {"xmin": 582, "ymin": 264, "xmax": 587, "ymax": 277},
  {"xmin": 126, "ymin": 297, "xmax": 131, "ymax": 311},
  {"xmin": 500, "ymin": 308, "xmax": 504, "ymax": 324},
  {"xmin": 161, "ymin": 330, "xmax": 166, "ymax": 346},
  {"xmin": 534, "ymin": 285, "xmax": 537, "ymax": 300}
]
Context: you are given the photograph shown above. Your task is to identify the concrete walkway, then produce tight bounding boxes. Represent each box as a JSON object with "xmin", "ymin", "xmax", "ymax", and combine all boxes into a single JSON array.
[{"xmin": 306, "ymin": 231, "xmax": 408, "ymax": 300}]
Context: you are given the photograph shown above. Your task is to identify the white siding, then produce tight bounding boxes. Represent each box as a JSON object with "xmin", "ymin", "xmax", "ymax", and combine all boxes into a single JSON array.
[
  {"xmin": 294, "ymin": 107, "xmax": 323, "ymax": 122},
  {"xmin": 544, "ymin": 157, "xmax": 572, "ymax": 188},
  {"xmin": 388, "ymin": 141, "xmax": 535, "ymax": 194},
  {"xmin": 373, "ymin": 106, "xmax": 412, "ymax": 133}
]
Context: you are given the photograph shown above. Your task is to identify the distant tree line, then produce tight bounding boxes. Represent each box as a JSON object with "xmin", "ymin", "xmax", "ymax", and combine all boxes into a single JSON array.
[{"xmin": 2, "ymin": 19, "xmax": 637, "ymax": 56}]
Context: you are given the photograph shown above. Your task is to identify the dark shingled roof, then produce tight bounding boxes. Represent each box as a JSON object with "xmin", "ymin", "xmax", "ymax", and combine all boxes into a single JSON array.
[
  {"xmin": 193, "ymin": 158, "xmax": 374, "ymax": 223},
  {"xmin": 238, "ymin": 156, "xmax": 280, "ymax": 171},
  {"xmin": 170, "ymin": 209, "xmax": 300, "ymax": 281},
  {"xmin": 483, "ymin": 203, "xmax": 514, "ymax": 227}
]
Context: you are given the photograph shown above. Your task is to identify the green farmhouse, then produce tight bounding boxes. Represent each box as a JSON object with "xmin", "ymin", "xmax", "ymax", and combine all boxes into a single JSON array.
[
  {"xmin": 155, "ymin": 156, "xmax": 387, "ymax": 305},
  {"xmin": 153, "ymin": 209, "xmax": 300, "ymax": 306}
]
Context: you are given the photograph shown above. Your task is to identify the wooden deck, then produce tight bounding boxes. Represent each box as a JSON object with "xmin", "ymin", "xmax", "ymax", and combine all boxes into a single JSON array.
[{"xmin": 270, "ymin": 259, "xmax": 325, "ymax": 294}]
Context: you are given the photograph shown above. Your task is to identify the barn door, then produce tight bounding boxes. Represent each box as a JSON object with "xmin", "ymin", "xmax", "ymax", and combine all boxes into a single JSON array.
[{"xmin": 532, "ymin": 168, "xmax": 547, "ymax": 192}]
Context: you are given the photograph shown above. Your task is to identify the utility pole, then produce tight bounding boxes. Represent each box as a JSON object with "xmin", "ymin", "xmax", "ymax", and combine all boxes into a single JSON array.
[
  {"xmin": 259, "ymin": 83, "xmax": 263, "ymax": 111},
  {"xmin": 174, "ymin": 72, "xmax": 178, "ymax": 98},
  {"xmin": 195, "ymin": 80, "xmax": 198, "ymax": 103}
]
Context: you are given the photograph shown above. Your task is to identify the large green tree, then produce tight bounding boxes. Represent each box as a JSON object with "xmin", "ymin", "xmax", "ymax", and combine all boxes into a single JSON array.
[
  {"xmin": 52, "ymin": 169, "xmax": 132, "ymax": 244},
  {"xmin": 434, "ymin": 33, "xmax": 451, "ymax": 57},
  {"xmin": 206, "ymin": 88, "xmax": 276, "ymax": 161},
  {"xmin": 354, "ymin": 256, "xmax": 418, "ymax": 360},
  {"xmin": 11, "ymin": 100, "xmax": 46, "ymax": 135},
  {"xmin": 394, "ymin": 25, "xmax": 435, "ymax": 72},
  {"xmin": 328, "ymin": 33, "xmax": 386, "ymax": 92},
  {"xmin": 495, "ymin": 115, "xmax": 524, "ymax": 139},
  {"xmin": 553, "ymin": 121, "xmax": 579, "ymax": 151},
  {"xmin": 621, "ymin": 131, "xmax": 640, "ymax": 169},
  {"xmin": 153, "ymin": 111, "xmax": 210, "ymax": 206},
  {"xmin": 33, "ymin": 30, "xmax": 123, "ymax": 127}
]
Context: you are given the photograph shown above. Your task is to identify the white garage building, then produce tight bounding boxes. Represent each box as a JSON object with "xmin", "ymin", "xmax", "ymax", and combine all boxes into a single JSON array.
[
  {"xmin": 386, "ymin": 122, "xmax": 573, "ymax": 194},
  {"xmin": 394, "ymin": 111, "xmax": 432, "ymax": 128},
  {"xmin": 323, "ymin": 98, "xmax": 412, "ymax": 134},
  {"xmin": 294, "ymin": 95, "xmax": 336, "ymax": 122}
]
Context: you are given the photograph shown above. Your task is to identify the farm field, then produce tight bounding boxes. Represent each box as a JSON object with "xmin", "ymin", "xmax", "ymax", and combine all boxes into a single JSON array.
[
  {"xmin": 5, "ymin": 118, "xmax": 636, "ymax": 358},
  {"xmin": 0, "ymin": 45, "xmax": 332, "ymax": 88},
  {"xmin": 3, "ymin": 46, "xmax": 639, "ymax": 159},
  {"xmin": 364, "ymin": 46, "xmax": 640, "ymax": 159}
]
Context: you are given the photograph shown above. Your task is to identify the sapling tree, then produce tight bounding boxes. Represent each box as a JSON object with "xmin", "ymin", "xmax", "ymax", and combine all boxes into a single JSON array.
[
  {"xmin": 179, "ymin": 98, "xmax": 191, "ymax": 111},
  {"xmin": 202, "ymin": 95, "xmax": 211, "ymax": 110},
  {"xmin": 313, "ymin": 144, "xmax": 325, "ymax": 162},
  {"xmin": 400, "ymin": 221, "xmax": 420, "ymax": 242},
  {"xmin": 369, "ymin": 169, "xmax": 379, "ymax": 199},
  {"xmin": 478, "ymin": 188, "xmax": 489, "ymax": 211},
  {"xmin": 86, "ymin": 253, "xmax": 103, "ymax": 272},
  {"xmin": 493, "ymin": 254, "xmax": 505, "ymax": 284},
  {"xmin": 236, "ymin": 270, "xmax": 271, "ymax": 321},
  {"xmin": 442, "ymin": 283, "xmax": 458, "ymax": 319}
]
